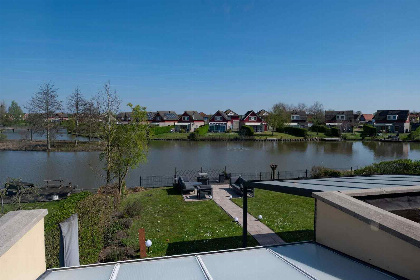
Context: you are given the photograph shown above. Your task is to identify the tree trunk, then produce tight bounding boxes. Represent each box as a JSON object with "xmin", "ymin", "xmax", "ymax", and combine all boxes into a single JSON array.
[
  {"xmin": 75, "ymin": 119, "xmax": 79, "ymax": 146},
  {"xmin": 47, "ymin": 127, "xmax": 51, "ymax": 150}
]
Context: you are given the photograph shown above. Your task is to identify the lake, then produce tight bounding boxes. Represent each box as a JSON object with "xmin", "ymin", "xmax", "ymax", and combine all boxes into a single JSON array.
[{"xmin": 1, "ymin": 141, "xmax": 420, "ymax": 189}]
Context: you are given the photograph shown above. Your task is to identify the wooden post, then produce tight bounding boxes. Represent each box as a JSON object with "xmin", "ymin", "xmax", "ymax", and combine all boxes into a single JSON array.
[
  {"xmin": 306, "ymin": 169, "xmax": 308, "ymax": 178},
  {"xmin": 139, "ymin": 228, "xmax": 147, "ymax": 258},
  {"xmin": 139, "ymin": 176, "xmax": 142, "ymax": 187}
]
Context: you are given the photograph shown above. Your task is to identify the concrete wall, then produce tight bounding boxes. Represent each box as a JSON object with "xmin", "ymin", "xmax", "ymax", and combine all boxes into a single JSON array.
[
  {"xmin": 0, "ymin": 217, "xmax": 46, "ymax": 280},
  {"xmin": 316, "ymin": 201, "xmax": 420, "ymax": 280}
]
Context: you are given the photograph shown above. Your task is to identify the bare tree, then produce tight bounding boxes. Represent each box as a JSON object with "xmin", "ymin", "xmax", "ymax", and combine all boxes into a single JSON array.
[
  {"xmin": 81, "ymin": 97, "xmax": 100, "ymax": 141},
  {"xmin": 67, "ymin": 87, "xmax": 86, "ymax": 146},
  {"xmin": 0, "ymin": 101, "xmax": 8, "ymax": 126},
  {"xmin": 97, "ymin": 82, "xmax": 121, "ymax": 184},
  {"xmin": 26, "ymin": 83, "xmax": 62, "ymax": 150},
  {"xmin": 308, "ymin": 101, "xmax": 325, "ymax": 125},
  {"xmin": 295, "ymin": 103, "xmax": 307, "ymax": 112}
]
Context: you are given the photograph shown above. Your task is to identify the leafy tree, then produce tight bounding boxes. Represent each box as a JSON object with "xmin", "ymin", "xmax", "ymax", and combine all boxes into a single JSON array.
[
  {"xmin": 5, "ymin": 178, "xmax": 38, "ymax": 210},
  {"xmin": 26, "ymin": 83, "xmax": 62, "ymax": 150},
  {"xmin": 67, "ymin": 87, "xmax": 86, "ymax": 145},
  {"xmin": 267, "ymin": 102, "xmax": 291, "ymax": 131},
  {"xmin": 8, "ymin": 101, "xmax": 24, "ymax": 124},
  {"xmin": 107, "ymin": 103, "xmax": 150, "ymax": 195},
  {"xmin": 0, "ymin": 101, "xmax": 9, "ymax": 126},
  {"xmin": 97, "ymin": 82, "xmax": 121, "ymax": 184}
]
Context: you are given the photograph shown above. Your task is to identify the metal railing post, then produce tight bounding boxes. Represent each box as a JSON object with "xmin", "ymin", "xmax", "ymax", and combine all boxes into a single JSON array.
[
  {"xmin": 242, "ymin": 183, "xmax": 248, "ymax": 248},
  {"xmin": 139, "ymin": 176, "xmax": 142, "ymax": 187}
]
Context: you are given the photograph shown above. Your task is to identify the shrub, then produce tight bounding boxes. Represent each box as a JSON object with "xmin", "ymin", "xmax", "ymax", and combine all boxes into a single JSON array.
[
  {"xmin": 361, "ymin": 125, "xmax": 377, "ymax": 138},
  {"xmin": 310, "ymin": 125, "xmax": 328, "ymax": 133},
  {"xmin": 123, "ymin": 200, "xmax": 142, "ymax": 218},
  {"xmin": 311, "ymin": 166, "xmax": 343, "ymax": 178},
  {"xmin": 240, "ymin": 125, "xmax": 254, "ymax": 136},
  {"xmin": 284, "ymin": 127, "xmax": 308, "ymax": 137},
  {"xmin": 354, "ymin": 159, "xmax": 420, "ymax": 176},
  {"xmin": 409, "ymin": 127, "xmax": 420, "ymax": 141},
  {"xmin": 188, "ymin": 132, "xmax": 198, "ymax": 140},
  {"xmin": 195, "ymin": 125, "xmax": 209, "ymax": 136}
]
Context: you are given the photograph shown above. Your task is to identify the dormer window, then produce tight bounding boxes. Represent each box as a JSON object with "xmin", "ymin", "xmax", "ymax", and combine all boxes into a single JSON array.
[
  {"xmin": 387, "ymin": 115, "xmax": 398, "ymax": 121},
  {"xmin": 215, "ymin": 116, "xmax": 222, "ymax": 121},
  {"xmin": 249, "ymin": 116, "xmax": 257, "ymax": 121},
  {"xmin": 336, "ymin": 115, "xmax": 346, "ymax": 121},
  {"xmin": 182, "ymin": 116, "xmax": 189, "ymax": 121},
  {"xmin": 291, "ymin": 115, "xmax": 300, "ymax": 120}
]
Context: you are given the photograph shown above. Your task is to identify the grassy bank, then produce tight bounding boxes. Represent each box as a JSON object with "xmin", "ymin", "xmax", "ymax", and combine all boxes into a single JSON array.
[
  {"xmin": 0, "ymin": 140, "xmax": 104, "ymax": 151},
  {"xmin": 232, "ymin": 189, "xmax": 315, "ymax": 242},
  {"xmin": 122, "ymin": 187, "xmax": 257, "ymax": 258}
]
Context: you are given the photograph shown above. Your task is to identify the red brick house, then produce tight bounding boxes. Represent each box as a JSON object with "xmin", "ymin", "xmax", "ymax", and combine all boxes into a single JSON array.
[
  {"xmin": 175, "ymin": 111, "xmax": 205, "ymax": 132},
  {"xmin": 208, "ymin": 110, "xmax": 232, "ymax": 132},
  {"xmin": 240, "ymin": 110, "xmax": 267, "ymax": 132}
]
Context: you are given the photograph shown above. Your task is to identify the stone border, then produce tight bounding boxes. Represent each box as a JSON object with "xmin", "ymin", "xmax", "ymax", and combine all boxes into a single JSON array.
[{"xmin": 0, "ymin": 209, "xmax": 48, "ymax": 257}]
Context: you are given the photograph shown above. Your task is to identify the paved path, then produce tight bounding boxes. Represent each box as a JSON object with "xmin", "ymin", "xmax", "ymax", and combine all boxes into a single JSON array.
[{"xmin": 212, "ymin": 184, "xmax": 285, "ymax": 246}]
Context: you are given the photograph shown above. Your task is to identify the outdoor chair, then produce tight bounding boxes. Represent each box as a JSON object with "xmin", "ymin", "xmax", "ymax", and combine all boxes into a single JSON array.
[
  {"xmin": 197, "ymin": 185, "xmax": 213, "ymax": 199},
  {"xmin": 229, "ymin": 176, "xmax": 254, "ymax": 197},
  {"xmin": 178, "ymin": 176, "xmax": 201, "ymax": 194}
]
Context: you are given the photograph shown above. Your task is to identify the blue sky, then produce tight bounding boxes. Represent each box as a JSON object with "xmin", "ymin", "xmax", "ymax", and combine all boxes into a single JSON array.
[{"xmin": 1, "ymin": 0, "xmax": 419, "ymax": 114}]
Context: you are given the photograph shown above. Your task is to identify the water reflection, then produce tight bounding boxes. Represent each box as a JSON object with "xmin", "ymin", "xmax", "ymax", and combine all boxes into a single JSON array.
[{"xmin": 1, "ymin": 141, "xmax": 420, "ymax": 189}]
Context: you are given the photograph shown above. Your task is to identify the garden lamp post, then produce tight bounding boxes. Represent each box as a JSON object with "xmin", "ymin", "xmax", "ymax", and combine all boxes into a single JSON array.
[
  {"xmin": 146, "ymin": 239, "xmax": 152, "ymax": 253},
  {"xmin": 270, "ymin": 164, "xmax": 278, "ymax": 180}
]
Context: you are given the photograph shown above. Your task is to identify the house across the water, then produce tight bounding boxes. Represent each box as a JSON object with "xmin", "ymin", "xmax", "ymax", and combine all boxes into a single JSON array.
[{"xmin": 374, "ymin": 110, "xmax": 410, "ymax": 133}]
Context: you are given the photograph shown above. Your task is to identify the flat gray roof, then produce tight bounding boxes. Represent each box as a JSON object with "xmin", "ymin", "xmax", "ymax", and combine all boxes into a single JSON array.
[
  {"xmin": 38, "ymin": 242, "xmax": 399, "ymax": 280},
  {"xmin": 250, "ymin": 175, "xmax": 420, "ymax": 197}
]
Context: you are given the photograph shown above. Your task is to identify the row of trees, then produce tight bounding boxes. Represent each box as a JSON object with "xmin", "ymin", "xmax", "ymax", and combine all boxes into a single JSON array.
[
  {"xmin": 23, "ymin": 82, "xmax": 150, "ymax": 194},
  {"xmin": 0, "ymin": 100, "xmax": 24, "ymax": 126},
  {"xmin": 266, "ymin": 101, "xmax": 325, "ymax": 131}
]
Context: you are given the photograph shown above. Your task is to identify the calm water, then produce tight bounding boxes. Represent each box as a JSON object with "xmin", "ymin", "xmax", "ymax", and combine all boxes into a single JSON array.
[
  {"xmin": 1, "ymin": 141, "xmax": 420, "ymax": 189},
  {"xmin": 2, "ymin": 128, "xmax": 90, "ymax": 141}
]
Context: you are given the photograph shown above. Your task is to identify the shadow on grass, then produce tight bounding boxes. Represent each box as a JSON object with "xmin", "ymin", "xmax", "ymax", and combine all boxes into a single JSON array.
[
  {"xmin": 165, "ymin": 187, "xmax": 181, "ymax": 196},
  {"xmin": 166, "ymin": 235, "xmax": 257, "ymax": 256},
  {"xmin": 276, "ymin": 230, "xmax": 314, "ymax": 243}
]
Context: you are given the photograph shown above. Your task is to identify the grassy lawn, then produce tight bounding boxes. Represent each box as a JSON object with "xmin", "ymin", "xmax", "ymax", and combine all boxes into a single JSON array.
[
  {"xmin": 254, "ymin": 132, "xmax": 301, "ymax": 139},
  {"xmin": 307, "ymin": 131, "xmax": 328, "ymax": 138},
  {"xmin": 151, "ymin": 132, "xmax": 189, "ymax": 139},
  {"xmin": 232, "ymin": 189, "xmax": 315, "ymax": 243},
  {"xmin": 122, "ymin": 187, "xmax": 257, "ymax": 257}
]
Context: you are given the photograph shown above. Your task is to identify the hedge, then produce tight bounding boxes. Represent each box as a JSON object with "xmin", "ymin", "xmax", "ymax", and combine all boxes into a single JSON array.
[
  {"xmin": 325, "ymin": 127, "xmax": 340, "ymax": 137},
  {"xmin": 284, "ymin": 127, "xmax": 308, "ymax": 137},
  {"xmin": 150, "ymin": 126, "xmax": 173, "ymax": 135},
  {"xmin": 361, "ymin": 125, "xmax": 377, "ymax": 138},
  {"xmin": 240, "ymin": 125, "xmax": 254, "ymax": 136},
  {"xmin": 354, "ymin": 159, "xmax": 420, "ymax": 176},
  {"xmin": 309, "ymin": 125, "xmax": 328, "ymax": 133},
  {"xmin": 409, "ymin": 127, "xmax": 420, "ymax": 141},
  {"xmin": 195, "ymin": 125, "xmax": 209, "ymax": 136}
]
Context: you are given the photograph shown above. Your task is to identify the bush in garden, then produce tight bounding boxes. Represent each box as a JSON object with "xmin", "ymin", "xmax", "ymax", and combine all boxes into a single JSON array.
[
  {"xmin": 240, "ymin": 125, "xmax": 254, "ymax": 136},
  {"xmin": 284, "ymin": 127, "xmax": 308, "ymax": 137}
]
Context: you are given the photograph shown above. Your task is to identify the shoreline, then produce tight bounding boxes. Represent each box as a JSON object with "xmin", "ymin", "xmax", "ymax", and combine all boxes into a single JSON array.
[{"xmin": 0, "ymin": 137, "xmax": 418, "ymax": 152}]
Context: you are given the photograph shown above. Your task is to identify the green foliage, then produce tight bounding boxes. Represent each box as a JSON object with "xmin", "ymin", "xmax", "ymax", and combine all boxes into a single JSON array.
[
  {"xmin": 267, "ymin": 102, "xmax": 291, "ymax": 131},
  {"xmin": 309, "ymin": 125, "xmax": 328, "ymax": 133},
  {"xmin": 354, "ymin": 159, "xmax": 420, "ymax": 176},
  {"xmin": 361, "ymin": 124, "xmax": 377, "ymax": 138},
  {"xmin": 284, "ymin": 127, "xmax": 308, "ymax": 137},
  {"xmin": 8, "ymin": 101, "xmax": 24, "ymax": 124},
  {"xmin": 187, "ymin": 132, "xmax": 198, "ymax": 140},
  {"xmin": 195, "ymin": 124, "xmax": 209, "ymax": 136},
  {"xmin": 311, "ymin": 166, "xmax": 344, "ymax": 178},
  {"xmin": 150, "ymin": 125, "xmax": 173, "ymax": 135},
  {"xmin": 324, "ymin": 127, "xmax": 340, "ymax": 137},
  {"xmin": 409, "ymin": 127, "xmax": 420, "ymax": 141},
  {"xmin": 240, "ymin": 125, "xmax": 254, "ymax": 136},
  {"xmin": 108, "ymin": 104, "xmax": 150, "ymax": 194},
  {"xmin": 0, "ymin": 131, "xmax": 6, "ymax": 141}
]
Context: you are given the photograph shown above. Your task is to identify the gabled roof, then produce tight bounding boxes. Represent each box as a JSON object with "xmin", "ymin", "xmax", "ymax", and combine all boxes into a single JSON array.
[
  {"xmin": 360, "ymin": 114, "xmax": 374, "ymax": 122},
  {"xmin": 224, "ymin": 109, "xmax": 238, "ymax": 116},
  {"xmin": 241, "ymin": 110, "xmax": 263, "ymax": 122},
  {"xmin": 290, "ymin": 110, "xmax": 307, "ymax": 120},
  {"xmin": 183, "ymin": 111, "xmax": 204, "ymax": 121},
  {"xmin": 257, "ymin": 109, "xmax": 269, "ymax": 117},
  {"xmin": 156, "ymin": 111, "xmax": 179, "ymax": 121},
  {"xmin": 147, "ymin": 112, "xmax": 156, "ymax": 121},
  {"xmin": 374, "ymin": 110, "xmax": 409, "ymax": 122},
  {"xmin": 325, "ymin": 110, "xmax": 354, "ymax": 122},
  {"xmin": 210, "ymin": 110, "xmax": 231, "ymax": 121}
]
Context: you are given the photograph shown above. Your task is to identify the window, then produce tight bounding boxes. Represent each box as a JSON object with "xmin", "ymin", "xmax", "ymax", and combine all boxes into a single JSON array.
[
  {"xmin": 156, "ymin": 116, "xmax": 161, "ymax": 121},
  {"xmin": 249, "ymin": 116, "xmax": 257, "ymax": 121},
  {"xmin": 291, "ymin": 115, "xmax": 300, "ymax": 120},
  {"xmin": 182, "ymin": 116, "xmax": 189, "ymax": 121},
  {"xmin": 215, "ymin": 116, "xmax": 222, "ymax": 121},
  {"xmin": 387, "ymin": 115, "xmax": 398, "ymax": 121},
  {"xmin": 336, "ymin": 115, "xmax": 346, "ymax": 121}
]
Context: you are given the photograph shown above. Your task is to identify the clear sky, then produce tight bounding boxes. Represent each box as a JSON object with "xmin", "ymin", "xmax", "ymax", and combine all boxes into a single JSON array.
[{"xmin": 1, "ymin": 0, "xmax": 419, "ymax": 114}]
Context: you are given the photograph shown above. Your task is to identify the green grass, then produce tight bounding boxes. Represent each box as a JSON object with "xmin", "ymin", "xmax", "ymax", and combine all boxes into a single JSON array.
[
  {"xmin": 254, "ymin": 132, "xmax": 301, "ymax": 139},
  {"xmin": 151, "ymin": 132, "xmax": 189, "ymax": 139},
  {"xmin": 232, "ymin": 189, "xmax": 315, "ymax": 242},
  {"xmin": 122, "ymin": 187, "xmax": 257, "ymax": 257}
]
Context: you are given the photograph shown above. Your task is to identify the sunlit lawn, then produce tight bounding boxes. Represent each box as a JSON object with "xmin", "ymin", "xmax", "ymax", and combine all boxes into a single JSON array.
[
  {"xmin": 151, "ymin": 132, "xmax": 189, "ymax": 139},
  {"xmin": 232, "ymin": 189, "xmax": 315, "ymax": 242},
  {"xmin": 123, "ymin": 187, "xmax": 257, "ymax": 257}
]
